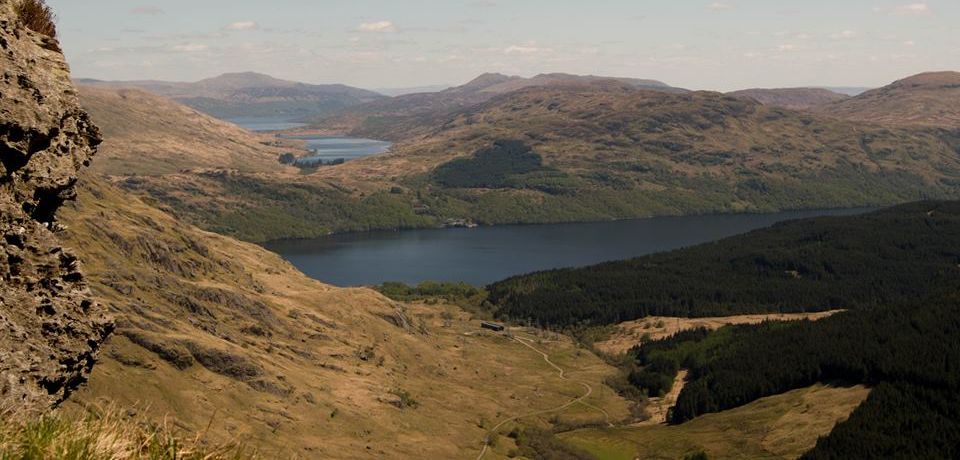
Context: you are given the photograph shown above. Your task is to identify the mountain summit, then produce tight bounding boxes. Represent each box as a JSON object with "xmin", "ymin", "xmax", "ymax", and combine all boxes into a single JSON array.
[{"xmin": 819, "ymin": 71, "xmax": 960, "ymax": 129}]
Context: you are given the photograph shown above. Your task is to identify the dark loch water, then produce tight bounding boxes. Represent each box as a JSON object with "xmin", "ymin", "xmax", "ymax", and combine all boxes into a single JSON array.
[{"xmin": 264, "ymin": 207, "xmax": 875, "ymax": 287}]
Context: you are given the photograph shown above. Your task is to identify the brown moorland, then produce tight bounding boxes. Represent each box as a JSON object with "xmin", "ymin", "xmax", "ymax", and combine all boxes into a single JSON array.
[
  {"xmin": 728, "ymin": 87, "xmax": 849, "ymax": 110},
  {"xmin": 818, "ymin": 71, "xmax": 960, "ymax": 129}
]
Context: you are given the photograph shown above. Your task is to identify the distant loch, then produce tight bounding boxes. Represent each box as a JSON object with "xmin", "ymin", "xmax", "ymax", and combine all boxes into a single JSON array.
[{"xmin": 264, "ymin": 207, "xmax": 876, "ymax": 287}]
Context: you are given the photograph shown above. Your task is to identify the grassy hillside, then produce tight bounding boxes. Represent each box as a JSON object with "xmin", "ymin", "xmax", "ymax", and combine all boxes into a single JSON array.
[
  {"xmin": 301, "ymin": 73, "xmax": 682, "ymax": 141},
  {"xmin": 562, "ymin": 384, "xmax": 869, "ymax": 460},
  {"xmin": 84, "ymin": 73, "xmax": 960, "ymax": 243},
  {"xmin": 819, "ymin": 71, "xmax": 960, "ymax": 129},
  {"xmin": 79, "ymin": 86, "xmax": 299, "ymax": 175},
  {"xmin": 487, "ymin": 201, "xmax": 960, "ymax": 327},
  {"xmin": 727, "ymin": 87, "xmax": 849, "ymax": 110},
  {"xmin": 58, "ymin": 176, "xmax": 631, "ymax": 458},
  {"xmin": 53, "ymin": 177, "xmax": 875, "ymax": 459},
  {"xmin": 306, "ymin": 82, "xmax": 960, "ymax": 227}
]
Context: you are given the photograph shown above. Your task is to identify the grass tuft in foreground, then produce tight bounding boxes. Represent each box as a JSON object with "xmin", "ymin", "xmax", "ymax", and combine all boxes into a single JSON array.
[
  {"xmin": 0, "ymin": 407, "xmax": 254, "ymax": 460},
  {"xmin": 14, "ymin": 0, "xmax": 57, "ymax": 38}
]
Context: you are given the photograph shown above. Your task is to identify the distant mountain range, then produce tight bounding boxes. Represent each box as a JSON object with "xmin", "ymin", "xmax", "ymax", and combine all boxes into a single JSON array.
[
  {"xmin": 302, "ymin": 72, "xmax": 686, "ymax": 140},
  {"xmin": 373, "ymin": 84, "xmax": 452, "ymax": 97},
  {"xmin": 75, "ymin": 72, "xmax": 384, "ymax": 121},
  {"xmin": 817, "ymin": 86, "xmax": 873, "ymax": 96}
]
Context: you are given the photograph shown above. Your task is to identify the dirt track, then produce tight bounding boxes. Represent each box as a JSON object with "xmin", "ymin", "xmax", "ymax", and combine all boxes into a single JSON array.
[{"xmin": 475, "ymin": 334, "xmax": 609, "ymax": 459}]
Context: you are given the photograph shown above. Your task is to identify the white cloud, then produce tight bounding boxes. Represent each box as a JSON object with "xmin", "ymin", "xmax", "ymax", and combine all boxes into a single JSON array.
[
  {"xmin": 225, "ymin": 21, "xmax": 259, "ymax": 31},
  {"xmin": 876, "ymin": 3, "xmax": 932, "ymax": 16},
  {"xmin": 130, "ymin": 6, "xmax": 164, "ymax": 15},
  {"xmin": 707, "ymin": 2, "xmax": 734, "ymax": 11},
  {"xmin": 504, "ymin": 43, "xmax": 552, "ymax": 55},
  {"xmin": 904, "ymin": 40, "xmax": 916, "ymax": 46},
  {"xmin": 831, "ymin": 30, "xmax": 857, "ymax": 39},
  {"xmin": 895, "ymin": 3, "xmax": 931, "ymax": 15},
  {"xmin": 171, "ymin": 43, "xmax": 209, "ymax": 53},
  {"xmin": 358, "ymin": 21, "xmax": 396, "ymax": 33}
]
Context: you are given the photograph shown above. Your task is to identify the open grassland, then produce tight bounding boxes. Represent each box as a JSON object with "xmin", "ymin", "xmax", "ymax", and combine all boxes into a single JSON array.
[
  {"xmin": 561, "ymin": 384, "xmax": 870, "ymax": 460},
  {"xmin": 595, "ymin": 311, "xmax": 842, "ymax": 355}
]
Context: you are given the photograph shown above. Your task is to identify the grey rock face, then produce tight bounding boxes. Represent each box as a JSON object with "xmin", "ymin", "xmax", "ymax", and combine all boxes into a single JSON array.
[{"xmin": 0, "ymin": 1, "xmax": 112, "ymax": 415}]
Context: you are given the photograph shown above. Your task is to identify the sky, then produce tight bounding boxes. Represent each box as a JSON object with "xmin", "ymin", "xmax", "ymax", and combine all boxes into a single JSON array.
[{"xmin": 48, "ymin": 0, "xmax": 959, "ymax": 92}]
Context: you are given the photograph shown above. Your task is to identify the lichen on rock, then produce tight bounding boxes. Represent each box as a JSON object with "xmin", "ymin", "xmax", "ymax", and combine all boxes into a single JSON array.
[{"xmin": 0, "ymin": 0, "xmax": 112, "ymax": 416}]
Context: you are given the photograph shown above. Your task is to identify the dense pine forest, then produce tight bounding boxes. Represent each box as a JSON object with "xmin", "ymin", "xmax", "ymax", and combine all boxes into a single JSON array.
[
  {"xmin": 625, "ymin": 291, "xmax": 960, "ymax": 459},
  {"xmin": 487, "ymin": 201, "xmax": 960, "ymax": 327},
  {"xmin": 487, "ymin": 200, "xmax": 960, "ymax": 458}
]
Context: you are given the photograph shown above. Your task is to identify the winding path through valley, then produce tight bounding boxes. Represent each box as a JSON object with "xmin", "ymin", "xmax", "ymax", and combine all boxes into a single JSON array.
[{"xmin": 475, "ymin": 334, "xmax": 611, "ymax": 460}]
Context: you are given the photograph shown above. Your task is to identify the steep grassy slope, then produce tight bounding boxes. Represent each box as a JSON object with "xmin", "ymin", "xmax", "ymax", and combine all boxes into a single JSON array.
[
  {"xmin": 79, "ymin": 87, "xmax": 301, "ymax": 176},
  {"xmin": 58, "ymin": 177, "xmax": 631, "ymax": 458},
  {"xmin": 77, "ymin": 72, "xmax": 384, "ymax": 121},
  {"xmin": 728, "ymin": 87, "xmax": 849, "ymax": 110},
  {"xmin": 819, "ymin": 71, "xmax": 960, "ymax": 129},
  {"xmin": 77, "ymin": 86, "xmax": 440, "ymax": 242}
]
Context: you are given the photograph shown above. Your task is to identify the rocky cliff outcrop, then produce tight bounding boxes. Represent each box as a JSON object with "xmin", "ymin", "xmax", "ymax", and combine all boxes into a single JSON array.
[{"xmin": 0, "ymin": 0, "xmax": 111, "ymax": 415}]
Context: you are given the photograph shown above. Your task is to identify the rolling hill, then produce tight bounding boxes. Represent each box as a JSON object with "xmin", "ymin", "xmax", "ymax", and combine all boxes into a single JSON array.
[
  {"xmin": 78, "ymin": 86, "xmax": 300, "ymax": 175},
  {"xmin": 304, "ymin": 82, "xmax": 960, "ymax": 228},
  {"xmin": 727, "ymin": 87, "xmax": 849, "ymax": 110},
  {"xmin": 818, "ymin": 71, "xmax": 960, "ymax": 129},
  {"xmin": 85, "ymin": 76, "xmax": 960, "ymax": 243},
  {"xmin": 301, "ymin": 72, "xmax": 684, "ymax": 141},
  {"xmin": 76, "ymin": 72, "xmax": 384, "ymax": 121}
]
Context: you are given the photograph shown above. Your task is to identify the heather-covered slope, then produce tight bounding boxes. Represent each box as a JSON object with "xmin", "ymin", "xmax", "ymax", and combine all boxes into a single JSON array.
[
  {"xmin": 307, "ymin": 83, "xmax": 960, "ymax": 227},
  {"xmin": 728, "ymin": 87, "xmax": 849, "ymax": 110},
  {"xmin": 79, "ymin": 86, "xmax": 298, "ymax": 175},
  {"xmin": 302, "ymin": 72, "xmax": 683, "ymax": 141},
  {"xmin": 819, "ymin": 71, "xmax": 960, "ymax": 129}
]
